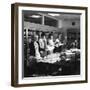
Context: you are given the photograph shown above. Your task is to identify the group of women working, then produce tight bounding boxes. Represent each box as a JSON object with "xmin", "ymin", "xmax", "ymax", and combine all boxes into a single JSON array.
[{"xmin": 29, "ymin": 32, "xmax": 63, "ymax": 59}]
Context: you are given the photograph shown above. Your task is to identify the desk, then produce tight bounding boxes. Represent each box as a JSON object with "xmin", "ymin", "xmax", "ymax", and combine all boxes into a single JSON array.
[{"xmin": 24, "ymin": 49, "xmax": 80, "ymax": 77}]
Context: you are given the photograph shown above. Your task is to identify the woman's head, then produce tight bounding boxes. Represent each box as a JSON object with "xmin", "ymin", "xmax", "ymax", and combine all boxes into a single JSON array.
[
  {"xmin": 34, "ymin": 35, "xmax": 39, "ymax": 41},
  {"xmin": 41, "ymin": 32, "xmax": 46, "ymax": 39},
  {"xmin": 31, "ymin": 35, "xmax": 38, "ymax": 42},
  {"xmin": 28, "ymin": 37, "xmax": 32, "ymax": 43},
  {"xmin": 48, "ymin": 33, "xmax": 53, "ymax": 39}
]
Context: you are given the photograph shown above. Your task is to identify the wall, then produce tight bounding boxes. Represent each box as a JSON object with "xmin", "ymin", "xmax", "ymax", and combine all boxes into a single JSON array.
[
  {"xmin": 24, "ymin": 21, "xmax": 59, "ymax": 32},
  {"xmin": 0, "ymin": 0, "xmax": 89, "ymax": 90},
  {"xmin": 62, "ymin": 19, "xmax": 80, "ymax": 29}
]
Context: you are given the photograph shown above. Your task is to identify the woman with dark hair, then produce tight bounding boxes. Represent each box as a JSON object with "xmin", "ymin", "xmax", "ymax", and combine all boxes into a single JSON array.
[
  {"xmin": 46, "ymin": 33, "xmax": 55, "ymax": 54},
  {"xmin": 29, "ymin": 34, "xmax": 41, "ymax": 59},
  {"xmin": 39, "ymin": 32, "xmax": 47, "ymax": 57},
  {"xmin": 54, "ymin": 34, "xmax": 63, "ymax": 53},
  {"xmin": 34, "ymin": 34, "xmax": 41, "ymax": 59},
  {"xmin": 29, "ymin": 35, "xmax": 35, "ymax": 57}
]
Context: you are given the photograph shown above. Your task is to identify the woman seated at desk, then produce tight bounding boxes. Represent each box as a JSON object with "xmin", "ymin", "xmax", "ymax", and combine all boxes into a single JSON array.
[
  {"xmin": 70, "ymin": 40, "xmax": 79, "ymax": 49},
  {"xmin": 54, "ymin": 35, "xmax": 64, "ymax": 53}
]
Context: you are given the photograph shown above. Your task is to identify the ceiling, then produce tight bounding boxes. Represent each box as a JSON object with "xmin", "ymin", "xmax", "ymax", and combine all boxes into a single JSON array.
[{"xmin": 24, "ymin": 11, "xmax": 80, "ymax": 21}]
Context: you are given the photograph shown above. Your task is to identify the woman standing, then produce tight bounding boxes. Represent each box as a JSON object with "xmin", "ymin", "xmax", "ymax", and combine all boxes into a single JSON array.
[
  {"xmin": 34, "ymin": 35, "xmax": 41, "ymax": 59},
  {"xmin": 46, "ymin": 34, "xmax": 55, "ymax": 54},
  {"xmin": 39, "ymin": 33, "xmax": 47, "ymax": 57}
]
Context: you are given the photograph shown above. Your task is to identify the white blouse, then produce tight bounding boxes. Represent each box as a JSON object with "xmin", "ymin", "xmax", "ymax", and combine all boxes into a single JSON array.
[{"xmin": 34, "ymin": 41, "xmax": 41, "ymax": 59}]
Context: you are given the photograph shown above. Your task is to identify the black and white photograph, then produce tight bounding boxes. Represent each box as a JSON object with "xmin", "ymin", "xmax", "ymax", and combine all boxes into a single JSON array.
[
  {"xmin": 23, "ymin": 11, "xmax": 81, "ymax": 77},
  {"xmin": 11, "ymin": 3, "xmax": 87, "ymax": 87}
]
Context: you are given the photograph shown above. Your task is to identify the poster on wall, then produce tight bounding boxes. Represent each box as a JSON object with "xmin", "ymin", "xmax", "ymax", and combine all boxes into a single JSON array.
[{"xmin": 11, "ymin": 3, "xmax": 88, "ymax": 87}]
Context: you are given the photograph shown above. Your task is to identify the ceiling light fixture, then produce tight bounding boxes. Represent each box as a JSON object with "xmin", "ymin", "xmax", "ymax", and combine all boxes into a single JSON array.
[
  {"xmin": 48, "ymin": 13, "xmax": 60, "ymax": 16},
  {"xmin": 29, "ymin": 15, "xmax": 41, "ymax": 18}
]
